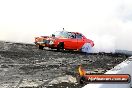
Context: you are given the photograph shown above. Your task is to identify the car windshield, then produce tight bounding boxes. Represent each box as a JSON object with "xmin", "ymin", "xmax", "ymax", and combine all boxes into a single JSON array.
[{"xmin": 52, "ymin": 31, "xmax": 69, "ymax": 38}]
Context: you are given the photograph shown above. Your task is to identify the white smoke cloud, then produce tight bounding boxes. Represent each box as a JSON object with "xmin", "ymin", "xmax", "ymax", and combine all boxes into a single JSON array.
[{"xmin": 87, "ymin": 34, "xmax": 116, "ymax": 53}]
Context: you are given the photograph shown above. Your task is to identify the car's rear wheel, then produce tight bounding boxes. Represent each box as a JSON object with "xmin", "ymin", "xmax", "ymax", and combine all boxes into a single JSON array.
[
  {"xmin": 81, "ymin": 43, "xmax": 92, "ymax": 53},
  {"xmin": 57, "ymin": 42, "xmax": 64, "ymax": 51}
]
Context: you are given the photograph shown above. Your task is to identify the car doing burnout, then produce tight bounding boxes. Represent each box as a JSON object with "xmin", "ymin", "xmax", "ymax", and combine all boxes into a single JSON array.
[{"xmin": 35, "ymin": 30, "xmax": 94, "ymax": 52}]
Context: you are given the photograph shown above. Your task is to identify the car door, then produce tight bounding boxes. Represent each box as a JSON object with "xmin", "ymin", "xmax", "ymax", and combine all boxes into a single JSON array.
[
  {"xmin": 64, "ymin": 33, "xmax": 77, "ymax": 49},
  {"xmin": 76, "ymin": 33, "xmax": 85, "ymax": 49}
]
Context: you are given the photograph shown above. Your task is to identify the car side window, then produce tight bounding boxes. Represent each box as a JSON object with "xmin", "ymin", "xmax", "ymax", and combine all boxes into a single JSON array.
[
  {"xmin": 69, "ymin": 33, "xmax": 76, "ymax": 39},
  {"xmin": 76, "ymin": 34, "xmax": 82, "ymax": 39},
  {"xmin": 71, "ymin": 34, "xmax": 76, "ymax": 38}
]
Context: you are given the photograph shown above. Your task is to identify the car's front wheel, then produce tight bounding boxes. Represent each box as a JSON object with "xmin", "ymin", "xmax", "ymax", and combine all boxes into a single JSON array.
[
  {"xmin": 39, "ymin": 45, "xmax": 44, "ymax": 50},
  {"xmin": 57, "ymin": 42, "xmax": 64, "ymax": 51}
]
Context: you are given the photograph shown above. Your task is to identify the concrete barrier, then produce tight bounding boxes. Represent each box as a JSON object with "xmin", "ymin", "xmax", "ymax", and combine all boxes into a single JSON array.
[{"xmin": 83, "ymin": 57, "xmax": 132, "ymax": 88}]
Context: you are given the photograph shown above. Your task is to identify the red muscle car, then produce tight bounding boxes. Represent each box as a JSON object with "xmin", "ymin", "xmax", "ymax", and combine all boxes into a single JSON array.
[{"xmin": 35, "ymin": 30, "xmax": 94, "ymax": 51}]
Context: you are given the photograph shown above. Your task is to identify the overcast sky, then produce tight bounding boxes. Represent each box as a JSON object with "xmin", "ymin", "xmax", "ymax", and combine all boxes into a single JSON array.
[{"xmin": 0, "ymin": 0, "xmax": 132, "ymax": 52}]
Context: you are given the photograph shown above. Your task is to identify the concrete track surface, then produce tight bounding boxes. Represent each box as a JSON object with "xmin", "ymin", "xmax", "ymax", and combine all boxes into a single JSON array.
[{"xmin": 0, "ymin": 41, "xmax": 128, "ymax": 88}]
